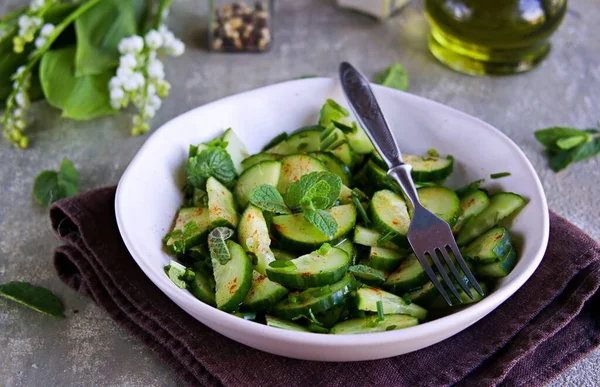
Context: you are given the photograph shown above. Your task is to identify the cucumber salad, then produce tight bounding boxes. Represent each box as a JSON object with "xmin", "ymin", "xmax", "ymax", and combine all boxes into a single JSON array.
[{"xmin": 162, "ymin": 99, "xmax": 527, "ymax": 334}]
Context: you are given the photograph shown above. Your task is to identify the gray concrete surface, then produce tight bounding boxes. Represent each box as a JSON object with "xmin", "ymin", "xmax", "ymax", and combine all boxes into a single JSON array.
[{"xmin": 1, "ymin": 0, "xmax": 599, "ymax": 385}]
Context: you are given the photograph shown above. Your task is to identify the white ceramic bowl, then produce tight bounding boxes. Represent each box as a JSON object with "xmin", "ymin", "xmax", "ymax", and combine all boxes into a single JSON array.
[{"xmin": 115, "ymin": 78, "xmax": 549, "ymax": 361}]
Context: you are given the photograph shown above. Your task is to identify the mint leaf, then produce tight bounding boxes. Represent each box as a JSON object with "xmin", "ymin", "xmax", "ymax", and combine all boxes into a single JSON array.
[
  {"xmin": 535, "ymin": 127, "xmax": 589, "ymax": 150},
  {"xmin": 304, "ymin": 208, "xmax": 338, "ymax": 238},
  {"xmin": 208, "ymin": 227, "xmax": 234, "ymax": 264},
  {"xmin": 549, "ymin": 136, "xmax": 600, "ymax": 172},
  {"xmin": 187, "ymin": 146, "xmax": 236, "ymax": 189},
  {"xmin": 556, "ymin": 135, "xmax": 590, "ymax": 150},
  {"xmin": 33, "ymin": 159, "xmax": 80, "ymax": 207},
  {"xmin": 0, "ymin": 281, "xmax": 64, "ymax": 318},
  {"xmin": 286, "ymin": 172, "xmax": 342, "ymax": 210},
  {"xmin": 374, "ymin": 63, "xmax": 409, "ymax": 91},
  {"xmin": 164, "ymin": 261, "xmax": 194, "ymax": 289},
  {"xmin": 249, "ymin": 185, "xmax": 291, "ymax": 214},
  {"xmin": 348, "ymin": 265, "xmax": 386, "ymax": 283}
]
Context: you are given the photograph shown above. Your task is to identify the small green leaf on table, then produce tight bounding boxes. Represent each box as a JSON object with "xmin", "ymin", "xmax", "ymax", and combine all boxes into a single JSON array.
[
  {"xmin": 534, "ymin": 126, "xmax": 600, "ymax": 172},
  {"xmin": 33, "ymin": 159, "xmax": 80, "ymax": 207},
  {"xmin": 373, "ymin": 63, "xmax": 409, "ymax": 91},
  {"xmin": 0, "ymin": 281, "xmax": 65, "ymax": 318}
]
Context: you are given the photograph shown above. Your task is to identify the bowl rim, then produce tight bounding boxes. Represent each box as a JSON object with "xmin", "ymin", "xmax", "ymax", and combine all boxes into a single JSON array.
[{"xmin": 115, "ymin": 77, "xmax": 549, "ymax": 348}]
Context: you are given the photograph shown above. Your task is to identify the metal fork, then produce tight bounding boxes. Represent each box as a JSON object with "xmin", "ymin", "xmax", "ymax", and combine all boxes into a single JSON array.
[{"xmin": 339, "ymin": 62, "xmax": 484, "ymax": 306}]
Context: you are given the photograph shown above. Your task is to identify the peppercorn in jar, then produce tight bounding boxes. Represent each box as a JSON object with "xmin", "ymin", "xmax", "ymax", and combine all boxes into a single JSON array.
[{"xmin": 208, "ymin": 1, "xmax": 274, "ymax": 52}]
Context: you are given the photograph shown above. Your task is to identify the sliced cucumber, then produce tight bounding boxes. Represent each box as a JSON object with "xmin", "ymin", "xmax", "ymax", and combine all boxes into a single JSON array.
[
  {"xmin": 272, "ymin": 204, "xmax": 357, "ymax": 252},
  {"xmin": 266, "ymin": 245, "xmax": 351, "ymax": 289},
  {"xmin": 383, "ymin": 253, "xmax": 430, "ymax": 295},
  {"xmin": 261, "ymin": 132, "xmax": 289, "ymax": 152},
  {"xmin": 165, "ymin": 207, "xmax": 211, "ymax": 254},
  {"xmin": 403, "ymin": 280, "xmax": 440, "ymax": 308},
  {"xmin": 338, "ymin": 184, "xmax": 353, "ymax": 204},
  {"xmin": 266, "ymin": 127, "xmax": 321, "ymax": 155},
  {"xmin": 329, "ymin": 314, "xmax": 418, "ymax": 334},
  {"xmin": 345, "ymin": 127, "xmax": 374, "ymax": 155},
  {"xmin": 418, "ymin": 186, "xmax": 460, "ymax": 227},
  {"xmin": 403, "ymin": 154, "xmax": 454, "ymax": 182},
  {"xmin": 240, "ymin": 152, "xmax": 280, "ymax": 171},
  {"xmin": 189, "ymin": 188, "xmax": 207, "ymax": 207},
  {"xmin": 234, "ymin": 160, "xmax": 281, "ymax": 208},
  {"xmin": 206, "ymin": 176, "xmax": 239, "ymax": 229},
  {"xmin": 475, "ymin": 246, "xmax": 518, "ymax": 278},
  {"xmin": 353, "ymin": 226, "xmax": 399, "ymax": 250},
  {"xmin": 327, "ymin": 129, "xmax": 356, "ymax": 168},
  {"xmin": 276, "ymin": 154, "xmax": 325, "ymax": 194},
  {"xmin": 242, "ymin": 271, "xmax": 289, "ymax": 312},
  {"xmin": 457, "ymin": 192, "xmax": 527, "ymax": 245},
  {"xmin": 366, "ymin": 159, "xmax": 400, "ymax": 192},
  {"xmin": 452, "ymin": 189, "xmax": 490, "ymax": 233},
  {"xmin": 238, "ymin": 205, "xmax": 275, "ymax": 274},
  {"xmin": 411, "ymin": 281, "xmax": 488, "ymax": 309},
  {"xmin": 313, "ymin": 298, "xmax": 352, "ymax": 328},
  {"xmin": 370, "ymin": 190, "xmax": 410, "ymax": 246},
  {"xmin": 272, "ymin": 248, "xmax": 296, "ymax": 261},
  {"xmin": 190, "ymin": 265, "xmax": 216, "ymax": 306},
  {"xmin": 211, "ymin": 240, "xmax": 253, "ymax": 312},
  {"xmin": 222, "ymin": 128, "xmax": 249, "ymax": 174},
  {"xmin": 366, "ymin": 246, "xmax": 408, "ymax": 272},
  {"xmin": 355, "ymin": 259, "xmax": 390, "ymax": 286},
  {"xmin": 464, "ymin": 227, "xmax": 513, "ymax": 264},
  {"xmin": 335, "ymin": 239, "xmax": 357, "ymax": 265},
  {"xmin": 310, "ymin": 152, "xmax": 352, "ymax": 186},
  {"xmin": 356, "ymin": 287, "xmax": 428, "ymax": 320},
  {"xmin": 271, "ymin": 275, "xmax": 356, "ymax": 320},
  {"xmin": 265, "ymin": 315, "xmax": 310, "ymax": 332},
  {"xmin": 319, "ymin": 99, "xmax": 374, "ymax": 155}
]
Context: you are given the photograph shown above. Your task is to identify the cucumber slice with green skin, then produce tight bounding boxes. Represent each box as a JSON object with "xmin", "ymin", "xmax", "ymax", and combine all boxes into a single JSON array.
[
  {"xmin": 475, "ymin": 246, "xmax": 517, "ymax": 278},
  {"xmin": 457, "ymin": 192, "xmax": 527, "ymax": 245},
  {"xmin": 212, "ymin": 240, "xmax": 253, "ymax": 312},
  {"xmin": 366, "ymin": 159, "xmax": 401, "ymax": 192},
  {"xmin": 452, "ymin": 189, "xmax": 490, "ymax": 233},
  {"xmin": 266, "ymin": 245, "xmax": 351, "ymax": 289},
  {"xmin": 329, "ymin": 314, "xmax": 418, "ymax": 334},
  {"xmin": 335, "ymin": 238, "xmax": 357, "ymax": 265},
  {"xmin": 189, "ymin": 188, "xmax": 207, "ymax": 207},
  {"xmin": 366, "ymin": 246, "xmax": 408, "ymax": 272},
  {"xmin": 234, "ymin": 160, "xmax": 282, "ymax": 208},
  {"xmin": 410, "ymin": 281, "xmax": 488, "ymax": 309},
  {"xmin": 327, "ymin": 129, "xmax": 356, "ymax": 168},
  {"xmin": 272, "ymin": 248, "xmax": 296, "ymax": 261},
  {"xmin": 238, "ymin": 205, "xmax": 275, "ymax": 274},
  {"xmin": 265, "ymin": 315, "xmax": 310, "ymax": 332},
  {"xmin": 383, "ymin": 254, "xmax": 430, "ymax": 295},
  {"xmin": 370, "ymin": 190, "xmax": 410, "ymax": 247},
  {"xmin": 276, "ymin": 154, "xmax": 326, "ymax": 194},
  {"xmin": 266, "ymin": 127, "xmax": 321, "ymax": 155},
  {"xmin": 261, "ymin": 132, "xmax": 289, "ymax": 152},
  {"xmin": 240, "ymin": 153, "xmax": 280, "ymax": 171},
  {"xmin": 356, "ymin": 287, "xmax": 428, "ymax": 320},
  {"xmin": 403, "ymin": 155, "xmax": 453, "ymax": 182},
  {"xmin": 165, "ymin": 207, "xmax": 211, "ymax": 254},
  {"xmin": 271, "ymin": 274, "xmax": 356, "ymax": 320},
  {"xmin": 310, "ymin": 152, "xmax": 352, "ymax": 186},
  {"xmin": 222, "ymin": 128, "xmax": 250, "ymax": 175},
  {"xmin": 346, "ymin": 127, "xmax": 374, "ymax": 155},
  {"xmin": 272, "ymin": 204, "xmax": 357, "ymax": 252},
  {"xmin": 354, "ymin": 258, "xmax": 389, "ymax": 286},
  {"xmin": 206, "ymin": 176, "xmax": 239, "ymax": 229},
  {"xmin": 190, "ymin": 266, "xmax": 216, "ymax": 306},
  {"xmin": 464, "ymin": 227, "xmax": 513, "ymax": 264},
  {"xmin": 242, "ymin": 271, "xmax": 289, "ymax": 312},
  {"xmin": 338, "ymin": 185, "xmax": 353, "ymax": 204},
  {"xmin": 353, "ymin": 226, "xmax": 399, "ymax": 250},
  {"xmin": 418, "ymin": 186, "xmax": 461, "ymax": 227},
  {"xmin": 313, "ymin": 298, "xmax": 352, "ymax": 328}
]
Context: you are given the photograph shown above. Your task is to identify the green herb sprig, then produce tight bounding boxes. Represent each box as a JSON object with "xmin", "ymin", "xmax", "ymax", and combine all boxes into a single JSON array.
[
  {"xmin": 0, "ymin": 281, "xmax": 65, "ymax": 318},
  {"xmin": 535, "ymin": 125, "xmax": 600, "ymax": 172},
  {"xmin": 32, "ymin": 158, "xmax": 79, "ymax": 206}
]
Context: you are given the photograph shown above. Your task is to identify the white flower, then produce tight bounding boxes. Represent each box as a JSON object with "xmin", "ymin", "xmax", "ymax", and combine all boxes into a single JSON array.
[
  {"xmin": 111, "ymin": 99, "xmax": 121, "ymax": 109},
  {"xmin": 119, "ymin": 53, "xmax": 138, "ymax": 69},
  {"xmin": 145, "ymin": 30, "xmax": 163, "ymax": 50},
  {"xmin": 167, "ymin": 39, "xmax": 185, "ymax": 56},
  {"xmin": 40, "ymin": 23, "xmax": 55, "ymax": 37},
  {"xmin": 30, "ymin": 0, "xmax": 46, "ymax": 12},
  {"xmin": 15, "ymin": 92, "xmax": 28, "ymax": 107},
  {"xmin": 116, "ymin": 66, "xmax": 134, "ymax": 80},
  {"xmin": 123, "ymin": 78, "xmax": 139, "ymax": 92},
  {"xmin": 34, "ymin": 37, "xmax": 46, "ymax": 49},
  {"xmin": 13, "ymin": 108, "xmax": 23, "ymax": 118},
  {"xmin": 15, "ymin": 66, "xmax": 26, "ymax": 77},
  {"xmin": 18, "ymin": 15, "xmax": 31, "ymax": 30},
  {"xmin": 147, "ymin": 83, "xmax": 156, "ymax": 96},
  {"xmin": 118, "ymin": 35, "xmax": 144, "ymax": 54},
  {"xmin": 29, "ymin": 17, "xmax": 42, "ymax": 29},
  {"xmin": 143, "ymin": 106, "xmax": 156, "ymax": 119},
  {"xmin": 147, "ymin": 59, "xmax": 164, "ymax": 79},
  {"xmin": 15, "ymin": 119, "xmax": 26, "ymax": 129},
  {"xmin": 109, "ymin": 77, "xmax": 122, "ymax": 90},
  {"xmin": 130, "ymin": 72, "xmax": 145, "ymax": 88},
  {"xmin": 110, "ymin": 88, "xmax": 125, "ymax": 101},
  {"xmin": 148, "ymin": 95, "xmax": 162, "ymax": 110}
]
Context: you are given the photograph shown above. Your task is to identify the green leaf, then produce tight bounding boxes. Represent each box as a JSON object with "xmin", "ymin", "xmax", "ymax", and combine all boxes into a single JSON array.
[
  {"xmin": 0, "ymin": 281, "xmax": 64, "ymax": 318},
  {"xmin": 32, "ymin": 159, "xmax": 79, "ymax": 207},
  {"xmin": 40, "ymin": 46, "xmax": 115, "ymax": 120},
  {"xmin": 555, "ymin": 135, "xmax": 590, "ymax": 150},
  {"xmin": 74, "ymin": 0, "xmax": 147, "ymax": 76},
  {"xmin": 164, "ymin": 261, "xmax": 193, "ymax": 289},
  {"xmin": 534, "ymin": 127, "xmax": 589, "ymax": 150},
  {"xmin": 373, "ymin": 63, "xmax": 409, "ymax": 91},
  {"xmin": 285, "ymin": 172, "xmax": 342, "ymax": 210},
  {"xmin": 348, "ymin": 265, "xmax": 386, "ymax": 283},
  {"xmin": 249, "ymin": 185, "xmax": 291, "ymax": 214},
  {"xmin": 208, "ymin": 227, "xmax": 234, "ymax": 265},
  {"xmin": 304, "ymin": 208, "xmax": 338, "ymax": 238},
  {"xmin": 549, "ymin": 137, "xmax": 600, "ymax": 172},
  {"xmin": 187, "ymin": 146, "xmax": 237, "ymax": 189}
]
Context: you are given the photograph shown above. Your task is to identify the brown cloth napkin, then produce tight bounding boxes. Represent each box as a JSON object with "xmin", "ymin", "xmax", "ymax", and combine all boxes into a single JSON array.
[{"xmin": 50, "ymin": 186, "xmax": 600, "ymax": 387}]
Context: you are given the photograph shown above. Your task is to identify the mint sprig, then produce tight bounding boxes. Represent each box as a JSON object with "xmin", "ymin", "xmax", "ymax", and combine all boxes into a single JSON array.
[
  {"xmin": 208, "ymin": 227, "xmax": 234, "ymax": 265},
  {"xmin": 303, "ymin": 207, "xmax": 338, "ymax": 238},
  {"xmin": 0, "ymin": 281, "xmax": 65, "ymax": 318},
  {"xmin": 187, "ymin": 142, "xmax": 237, "ymax": 189},
  {"xmin": 286, "ymin": 171, "xmax": 342, "ymax": 211},
  {"xmin": 373, "ymin": 63, "xmax": 409, "ymax": 91},
  {"xmin": 249, "ymin": 185, "xmax": 291, "ymax": 214},
  {"xmin": 32, "ymin": 158, "xmax": 79, "ymax": 207},
  {"xmin": 535, "ymin": 125, "xmax": 600, "ymax": 172}
]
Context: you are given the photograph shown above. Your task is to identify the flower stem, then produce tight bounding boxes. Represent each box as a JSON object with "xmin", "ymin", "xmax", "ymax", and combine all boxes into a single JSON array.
[{"xmin": 2, "ymin": 0, "xmax": 103, "ymax": 147}]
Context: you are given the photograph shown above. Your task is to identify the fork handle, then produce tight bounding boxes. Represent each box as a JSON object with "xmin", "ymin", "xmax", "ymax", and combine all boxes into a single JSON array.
[{"xmin": 388, "ymin": 164, "xmax": 423, "ymax": 210}]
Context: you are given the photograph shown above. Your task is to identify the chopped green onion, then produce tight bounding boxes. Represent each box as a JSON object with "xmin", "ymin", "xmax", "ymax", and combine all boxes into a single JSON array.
[
  {"xmin": 352, "ymin": 196, "xmax": 370, "ymax": 226},
  {"xmin": 490, "ymin": 172, "xmax": 511, "ymax": 179},
  {"xmin": 376, "ymin": 300, "xmax": 385, "ymax": 321},
  {"xmin": 385, "ymin": 324, "xmax": 397, "ymax": 331},
  {"xmin": 427, "ymin": 148, "xmax": 440, "ymax": 157},
  {"xmin": 377, "ymin": 231, "xmax": 397, "ymax": 245}
]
